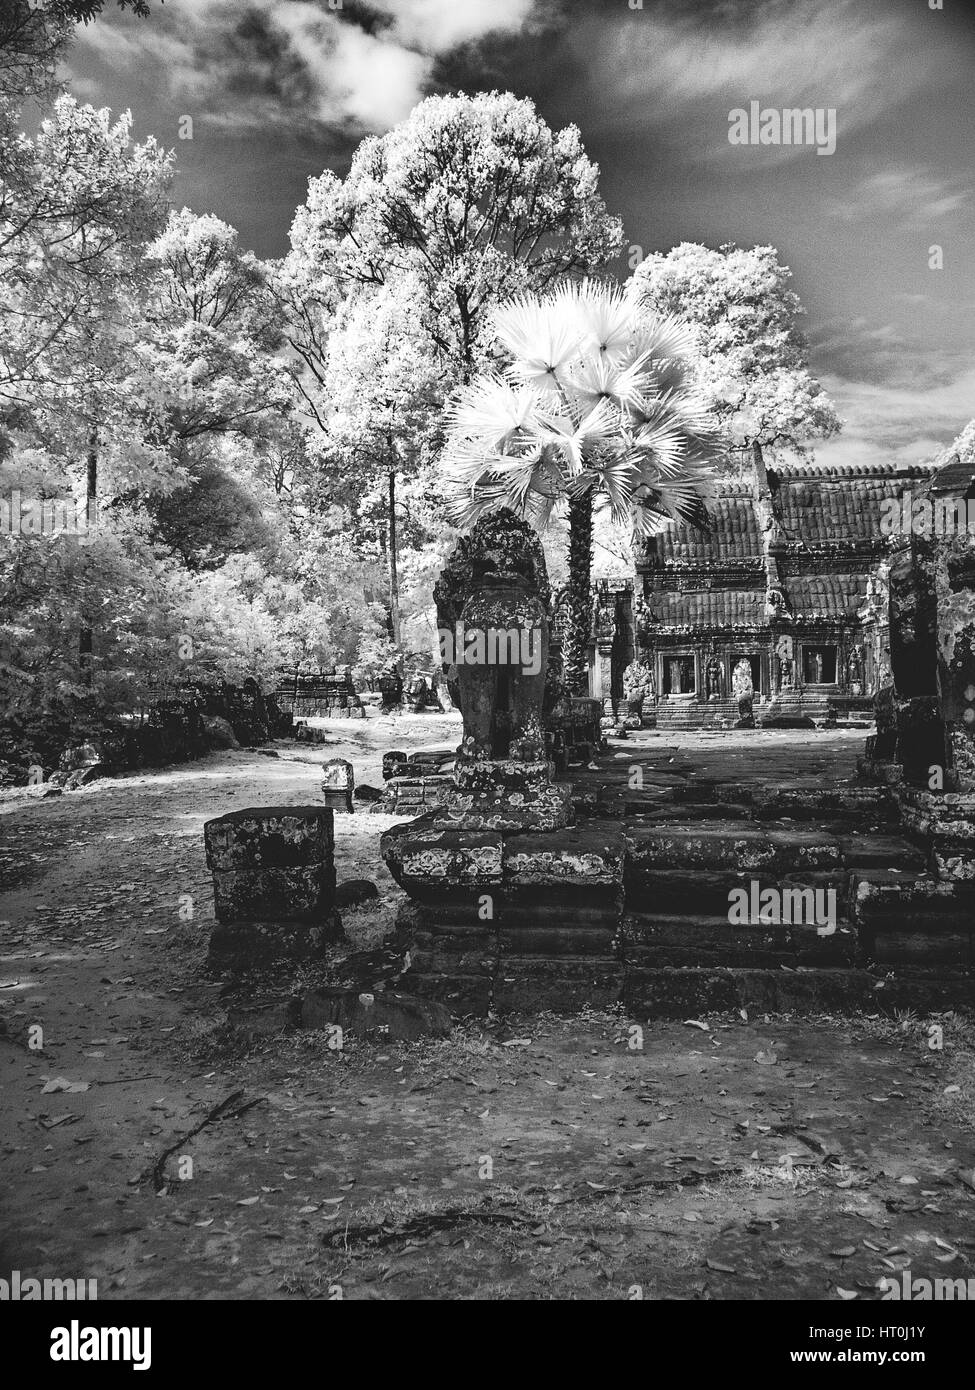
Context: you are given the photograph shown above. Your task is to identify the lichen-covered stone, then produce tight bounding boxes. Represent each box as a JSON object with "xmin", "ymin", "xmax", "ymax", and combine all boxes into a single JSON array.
[
  {"xmin": 204, "ymin": 806, "xmax": 333, "ymax": 871},
  {"xmin": 381, "ymin": 822, "xmax": 503, "ymax": 891}
]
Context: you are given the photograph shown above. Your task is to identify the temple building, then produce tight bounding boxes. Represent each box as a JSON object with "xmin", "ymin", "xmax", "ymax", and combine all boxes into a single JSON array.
[{"xmin": 589, "ymin": 458, "xmax": 937, "ymax": 730}]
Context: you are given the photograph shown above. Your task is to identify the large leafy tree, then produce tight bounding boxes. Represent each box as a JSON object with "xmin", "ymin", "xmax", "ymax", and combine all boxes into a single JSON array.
[
  {"xmin": 280, "ymin": 90, "xmax": 624, "ymax": 388},
  {"xmin": 443, "ymin": 282, "xmax": 720, "ymax": 691},
  {"xmin": 320, "ymin": 276, "xmax": 443, "ymax": 647},
  {"xmin": 137, "ymin": 209, "xmax": 291, "ymax": 444}
]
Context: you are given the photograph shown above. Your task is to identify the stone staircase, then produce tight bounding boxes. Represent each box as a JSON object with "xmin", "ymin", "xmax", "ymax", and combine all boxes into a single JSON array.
[{"xmin": 654, "ymin": 698, "xmax": 739, "ymax": 731}]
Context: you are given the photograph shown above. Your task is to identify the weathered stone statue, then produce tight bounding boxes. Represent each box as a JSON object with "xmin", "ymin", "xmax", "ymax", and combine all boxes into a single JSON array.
[
  {"xmin": 428, "ymin": 510, "xmax": 571, "ymax": 830},
  {"xmin": 622, "ymin": 656, "xmax": 655, "ymax": 717},
  {"xmin": 732, "ymin": 657, "xmax": 755, "ymax": 728},
  {"xmin": 705, "ymin": 655, "xmax": 724, "ymax": 701},
  {"xmin": 378, "ymin": 664, "xmax": 403, "ymax": 711}
]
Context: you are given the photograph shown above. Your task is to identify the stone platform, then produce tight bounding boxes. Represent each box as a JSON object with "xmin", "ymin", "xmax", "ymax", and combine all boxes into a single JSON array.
[{"xmin": 385, "ymin": 729, "xmax": 975, "ymax": 1015}]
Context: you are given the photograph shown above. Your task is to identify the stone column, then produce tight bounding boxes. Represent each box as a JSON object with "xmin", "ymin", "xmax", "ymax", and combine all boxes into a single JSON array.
[{"xmin": 203, "ymin": 806, "xmax": 343, "ymax": 963}]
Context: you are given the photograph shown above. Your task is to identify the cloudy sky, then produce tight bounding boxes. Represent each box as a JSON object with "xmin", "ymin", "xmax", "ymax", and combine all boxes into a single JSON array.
[{"xmin": 66, "ymin": 0, "xmax": 975, "ymax": 469}]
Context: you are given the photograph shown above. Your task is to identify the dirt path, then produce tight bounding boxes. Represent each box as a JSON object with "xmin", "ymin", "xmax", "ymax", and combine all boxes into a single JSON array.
[{"xmin": 2, "ymin": 723, "xmax": 974, "ymax": 1300}]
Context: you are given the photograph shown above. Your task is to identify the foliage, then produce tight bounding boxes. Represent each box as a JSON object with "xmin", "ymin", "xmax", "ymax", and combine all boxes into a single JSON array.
[
  {"xmin": 443, "ymin": 281, "xmax": 719, "ymax": 537},
  {"xmin": 281, "ymin": 90, "xmax": 624, "ymax": 382},
  {"xmin": 630, "ymin": 242, "xmax": 840, "ymax": 465}
]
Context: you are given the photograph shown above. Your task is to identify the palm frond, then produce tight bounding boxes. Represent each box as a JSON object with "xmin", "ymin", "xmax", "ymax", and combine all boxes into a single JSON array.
[
  {"xmin": 445, "ymin": 375, "xmax": 542, "ymax": 452},
  {"xmin": 554, "ymin": 280, "xmax": 633, "ymax": 365},
  {"xmin": 629, "ymin": 311, "xmax": 698, "ymax": 365},
  {"xmin": 492, "ymin": 294, "xmax": 583, "ymax": 388},
  {"xmin": 535, "ymin": 397, "xmax": 618, "ymax": 474}
]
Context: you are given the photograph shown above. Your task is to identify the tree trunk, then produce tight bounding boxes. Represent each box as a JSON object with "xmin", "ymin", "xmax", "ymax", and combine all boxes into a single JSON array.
[
  {"xmin": 565, "ymin": 486, "xmax": 594, "ymax": 695},
  {"xmin": 78, "ymin": 427, "xmax": 97, "ymax": 674},
  {"xmin": 388, "ymin": 469, "xmax": 401, "ymax": 648}
]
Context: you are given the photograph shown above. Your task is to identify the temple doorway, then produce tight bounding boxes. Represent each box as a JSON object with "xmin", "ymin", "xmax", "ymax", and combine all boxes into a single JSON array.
[
  {"xmin": 731, "ymin": 652, "xmax": 762, "ymax": 694},
  {"xmin": 802, "ymin": 645, "xmax": 837, "ymax": 684},
  {"xmin": 610, "ymin": 592, "xmax": 633, "ymax": 710},
  {"xmin": 663, "ymin": 653, "xmax": 696, "ymax": 696}
]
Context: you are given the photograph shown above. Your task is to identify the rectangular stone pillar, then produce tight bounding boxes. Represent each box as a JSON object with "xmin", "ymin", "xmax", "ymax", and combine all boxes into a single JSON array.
[{"xmin": 203, "ymin": 806, "xmax": 341, "ymax": 962}]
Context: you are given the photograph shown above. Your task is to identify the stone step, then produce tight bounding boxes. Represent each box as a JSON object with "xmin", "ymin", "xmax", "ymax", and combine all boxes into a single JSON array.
[
  {"xmin": 404, "ymin": 959, "xmax": 975, "ymax": 1017},
  {"xmin": 621, "ymin": 966, "xmax": 975, "ymax": 1017},
  {"xmin": 493, "ymin": 955, "xmax": 621, "ymax": 1013},
  {"xmin": 620, "ymin": 913, "xmax": 856, "ymax": 968},
  {"xmin": 754, "ymin": 785, "xmax": 898, "ymax": 824},
  {"xmin": 622, "ymin": 821, "xmax": 862, "ymax": 874},
  {"xmin": 851, "ymin": 870, "xmax": 975, "ymax": 931},
  {"xmin": 631, "ymin": 802, "xmax": 755, "ymax": 822},
  {"xmin": 621, "ymin": 869, "xmax": 848, "ymax": 916}
]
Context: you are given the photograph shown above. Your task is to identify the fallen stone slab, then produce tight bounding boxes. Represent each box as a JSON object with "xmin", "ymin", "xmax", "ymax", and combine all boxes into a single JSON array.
[{"xmin": 353, "ymin": 784, "xmax": 383, "ymax": 803}]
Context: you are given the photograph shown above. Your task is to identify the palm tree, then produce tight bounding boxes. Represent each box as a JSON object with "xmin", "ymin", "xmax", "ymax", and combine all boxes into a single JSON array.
[{"xmin": 442, "ymin": 281, "xmax": 722, "ymax": 692}]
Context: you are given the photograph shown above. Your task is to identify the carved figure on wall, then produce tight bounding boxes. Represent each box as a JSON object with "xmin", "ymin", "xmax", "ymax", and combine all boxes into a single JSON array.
[{"xmin": 705, "ymin": 655, "xmax": 724, "ymax": 700}]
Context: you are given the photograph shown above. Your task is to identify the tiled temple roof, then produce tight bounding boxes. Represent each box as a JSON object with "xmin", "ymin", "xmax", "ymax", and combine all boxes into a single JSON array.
[
  {"xmin": 631, "ymin": 462, "xmax": 933, "ymax": 634},
  {"xmin": 652, "ymin": 493, "xmax": 761, "ymax": 563},
  {"xmin": 787, "ymin": 573, "xmax": 868, "ymax": 619},
  {"xmin": 642, "ymin": 462, "xmax": 939, "ymax": 565},
  {"xmin": 650, "ymin": 588, "xmax": 767, "ymax": 629}
]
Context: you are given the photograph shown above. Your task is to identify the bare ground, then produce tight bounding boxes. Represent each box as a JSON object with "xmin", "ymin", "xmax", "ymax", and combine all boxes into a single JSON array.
[{"xmin": 1, "ymin": 719, "xmax": 974, "ymax": 1300}]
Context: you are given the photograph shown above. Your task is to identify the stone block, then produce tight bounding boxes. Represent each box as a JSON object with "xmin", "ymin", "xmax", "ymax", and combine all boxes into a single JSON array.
[
  {"xmin": 321, "ymin": 758, "xmax": 354, "ymax": 813},
  {"xmin": 382, "ymin": 750, "xmax": 409, "ymax": 780},
  {"xmin": 381, "ymin": 821, "xmax": 504, "ymax": 905},
  {"xmin": 210, "ymin": 863, "xmax": 336, "ymax": 924},
  {"xmin": 208, "ymin": 911, "xmax": 343, "ymax": 964},
  {"xmin": 204, "ymin": 806, "xmax": 333, "ymax": 872}
]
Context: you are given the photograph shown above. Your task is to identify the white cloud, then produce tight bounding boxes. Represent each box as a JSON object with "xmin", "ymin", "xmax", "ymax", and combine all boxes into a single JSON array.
[
  {"xmin": 814, "ymin": 363, "xmax": 975, "ymax": 469},
  {"xmin": 579, "ymin": 0, "xmax": 952, "ymax": 166},
  {"xmin": 827, "ymin": 166, "xmax": 969, "ymax": 224},
  {"xmin": 71, "ymin": 0, "xmax": 537, "ymax": 134},
  {"xmin": 272, "ymin": 3, "xmax": 430, "ymax": 130},
  {"xmin": 371, "ymin": 0, "xmax": 535, "ymax": 55}
]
